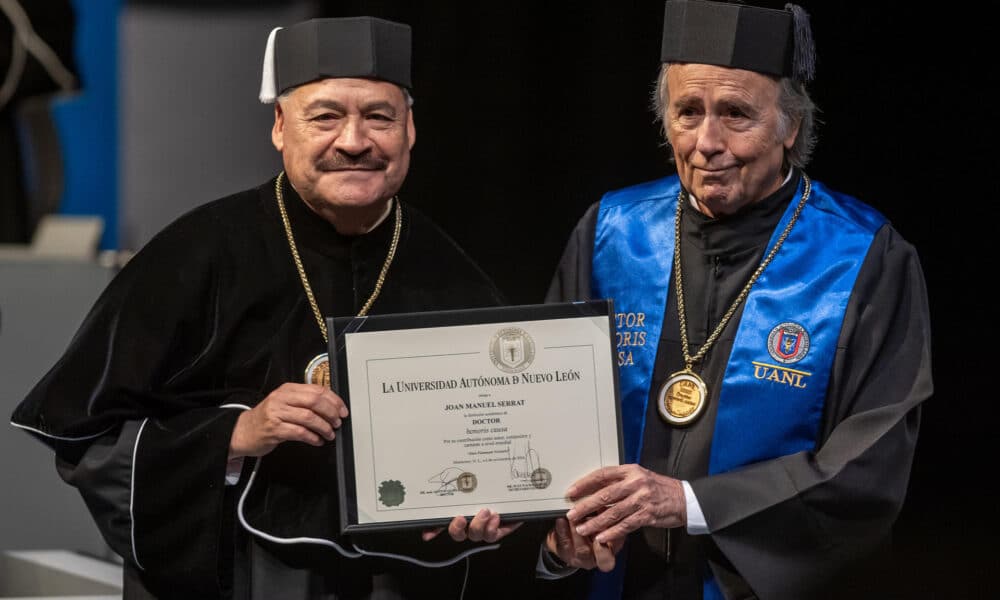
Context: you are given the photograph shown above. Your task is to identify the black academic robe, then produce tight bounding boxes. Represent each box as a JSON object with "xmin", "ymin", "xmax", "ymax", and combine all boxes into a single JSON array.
[
  {"xmin": 11, "ymin": 177, "xmax": 548, "ymax": 599},
  {"xmin": 545, "ymin": 171, "xmax": 932, "ymax": 599}
]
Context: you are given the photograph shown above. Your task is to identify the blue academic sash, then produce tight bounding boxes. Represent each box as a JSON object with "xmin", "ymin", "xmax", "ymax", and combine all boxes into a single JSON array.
[{"xmin": 587, "ymin": 175, "xmax": 885, "ymax": 599}]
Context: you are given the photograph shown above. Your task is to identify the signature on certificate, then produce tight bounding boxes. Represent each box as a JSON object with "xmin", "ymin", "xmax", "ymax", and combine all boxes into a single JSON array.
[
  {"xmin": 509, "ymin": 439, "xmax": 541, "ymax": 480},
  {"xmin": 508, "ymin": 439, "xmax": 553, "ymax": 489},
  {"xmin": 428, "ymin": 467, "xmax": 477, "ymax": 494}
]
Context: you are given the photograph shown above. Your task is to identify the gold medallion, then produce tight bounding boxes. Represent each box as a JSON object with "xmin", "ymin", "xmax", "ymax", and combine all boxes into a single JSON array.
[
  {"xmin": 275, "ymin": 171, "xmax": 401, "ymax": 394},
  {"xmin": 663, "ymin": 176, "xmax": 811, "ymax": 427},
  {"xmin": 657, "ymin": 369, "xmax": 707, "ymax": 425},
  {"xmin": 305, "ymin": 353, "xmax": 331, "ymax": 387}
]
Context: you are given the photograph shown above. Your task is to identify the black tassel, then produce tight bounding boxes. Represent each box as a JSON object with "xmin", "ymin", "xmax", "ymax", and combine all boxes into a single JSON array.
[{"xmin": 785, "ymin": 3, "xmax": 816, "ymax": 82}]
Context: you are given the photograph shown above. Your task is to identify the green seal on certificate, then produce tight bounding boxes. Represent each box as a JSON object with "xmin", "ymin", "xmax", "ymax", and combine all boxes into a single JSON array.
[
  {"xmin": 530, "ymin": 468, "xmax": 552, "ymax": 489},
  {"xmin": 378, "ymin": 480, "xmax": 405, "ymax": 507},
  {"xmin": 457, "ymin": 472, "xmax": 478, "ymax": 493}
]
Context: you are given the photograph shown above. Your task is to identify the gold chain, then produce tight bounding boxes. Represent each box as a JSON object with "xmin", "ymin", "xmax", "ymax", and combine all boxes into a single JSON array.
[
  {"xmin": 674, "ymin": 174, "xmax": 811, "ymax": 369},
  {"xmin": 274, "ymin": 171, "xmax": 402, "ymax": 342}
]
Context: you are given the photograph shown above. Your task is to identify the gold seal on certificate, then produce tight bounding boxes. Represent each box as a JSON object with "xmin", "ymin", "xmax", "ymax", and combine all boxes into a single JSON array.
[
  {"xmin": 530, "ymin": 468, "xmax": 552, "ymax": 489},
  {"xmin": 657, "ymin": 369, "xmax": 707, "ymax": 425},
  {"xmin": 304, "ymin": 353, "xmax": 330, "ymax": 387},
  {"xmin": 456, "ymin": 472, "xmax": 478, "ymax": 493}
]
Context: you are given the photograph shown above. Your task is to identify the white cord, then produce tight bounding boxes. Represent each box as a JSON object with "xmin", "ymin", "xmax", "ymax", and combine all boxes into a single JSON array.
[
  {"xmin": 9, "ymin": 420, "xmax": 116, "ymax": 441},
  {"xmin": 237, "ymin": 455, "xmax": 501, "ymax": 567},
  {"xmin": 0, "ymin": 28, "xmax": 26, "ymax": 109},
  {"xmin": 349, "ymin": 540, "xmax": 499, "ymax": 569},
  {"xmin": 0, "ymin": 0, "xmax": 77, "ymax": 101},
  {"xmin": 459, "ymin": 556, "xmax": 470, "ymax": 600},
  {"xmin": 129, "ymin": 419, "xmax": 149, "ymax": 572}
]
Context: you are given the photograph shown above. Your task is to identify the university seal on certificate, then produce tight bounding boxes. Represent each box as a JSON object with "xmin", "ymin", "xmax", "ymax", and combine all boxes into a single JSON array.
[
  {"xmin": 457, "ymin": 472, "xmax": 478, "ymax": 493},
  {"xmin": 489, "ymin": 327, "xmax": 535, "ymax": 373},
  {"xmin": 378, "ymin": 480, "xmax": 405, "ymax": 507},
  {"xmin": 530, "ymin": 468, "xmax": 552, "ymax": 489}
]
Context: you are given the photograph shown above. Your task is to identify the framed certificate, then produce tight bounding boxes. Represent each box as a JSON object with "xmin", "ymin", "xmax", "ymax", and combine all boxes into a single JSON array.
[{"xmin": 328, "ymin": 300, "xmax": 622, "ymax": 534}]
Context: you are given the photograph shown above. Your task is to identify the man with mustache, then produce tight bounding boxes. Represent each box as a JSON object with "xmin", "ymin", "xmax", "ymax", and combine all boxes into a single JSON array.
[
  {"xmin": 11, "ymin": 16, "xmax": 555, "ymax": 599},
  {"xmin": 545, "ymin": 1, "xmax": 932, "ymax": 598}
]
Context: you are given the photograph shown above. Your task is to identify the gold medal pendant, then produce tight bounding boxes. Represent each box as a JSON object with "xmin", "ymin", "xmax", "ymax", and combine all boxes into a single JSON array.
[
  {"xmin": 275, "ymin": 171, "xmax": 402, "ymax": 394},
  {"xmin": 662, "ymin": 179, "xmax": 810, "ymax": 428},
  {"xmin": 305, "ymin": 353, "xmax": 331, "ymax": 387},
  {"xmin": 275, "ymin": 171, "xmax": 402, "ymax": 393},
  {"xmin": 657, "ymin": 369, "xmax": 707, "ymax": 425}
]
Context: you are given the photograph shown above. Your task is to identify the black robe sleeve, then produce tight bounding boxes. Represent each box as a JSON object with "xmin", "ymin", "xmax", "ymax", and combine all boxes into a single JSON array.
[
  {"xmin": 545, "ymin": 202, "xmax": 599, "ymax": 303},
  {"xmin": 12, "ymin": 203, "xmax": 261, "ymax": 597},
  {"xmin": 689, "ymin": 225, "xmax": 931, "ymax": 598}
]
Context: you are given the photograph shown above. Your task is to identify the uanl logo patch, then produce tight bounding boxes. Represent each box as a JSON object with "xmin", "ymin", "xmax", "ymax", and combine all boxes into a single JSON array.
[
  {"xmin": 753, "ymin": 322, "xmax": 813, "ymax": 389},
  {"xmin": 767, "ymin": 322, "xmax": 810, "ymax": 363}
]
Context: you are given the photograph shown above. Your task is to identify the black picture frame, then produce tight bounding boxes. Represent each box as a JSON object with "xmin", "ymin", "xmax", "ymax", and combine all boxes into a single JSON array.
[{"xmin": 328, "ymin": 299, "xmax": 623, "ymax": 534}]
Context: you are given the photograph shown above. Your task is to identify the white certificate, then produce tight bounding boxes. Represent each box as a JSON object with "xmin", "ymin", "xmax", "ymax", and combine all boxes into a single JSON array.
[{"xmin": 332, "ymin": 303, "xmax": 621, "ymax": 531}]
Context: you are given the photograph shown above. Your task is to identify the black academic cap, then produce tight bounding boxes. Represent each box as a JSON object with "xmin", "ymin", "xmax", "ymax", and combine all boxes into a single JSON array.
[
  {"xmin": 260, "ymin": 16, "xmax": 411, "ymax": 103},
  {"xmin": 660, "ymin": 1, "xmax": 816, "ymax": 82}
]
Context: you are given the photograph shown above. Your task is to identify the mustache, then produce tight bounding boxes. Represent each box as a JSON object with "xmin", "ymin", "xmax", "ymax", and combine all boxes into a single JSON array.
[{"xmin": 317, "ymin": 152, "xmax": 388, "ymax": 171}]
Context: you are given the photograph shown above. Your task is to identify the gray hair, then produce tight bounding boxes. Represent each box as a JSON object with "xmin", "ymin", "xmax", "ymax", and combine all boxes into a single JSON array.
[{"xmin": 651, "ymin": 63, "xmax": 818, "ymax": 169}]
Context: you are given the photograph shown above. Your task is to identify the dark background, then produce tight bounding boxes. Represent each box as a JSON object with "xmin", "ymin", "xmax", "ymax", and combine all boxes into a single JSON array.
[
  {"xmin": 2, "ymin": 1, "xmax": 992, "ymax": 594},
  {"xmin": 317, "ymin": 1, "xmax": 996, "ymax": 598}
]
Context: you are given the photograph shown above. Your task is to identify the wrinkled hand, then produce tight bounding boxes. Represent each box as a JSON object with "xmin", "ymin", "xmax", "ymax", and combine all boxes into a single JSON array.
[
  {"xmin": 545, "ymin": 517, "xmax": 623, "ymax": 572},
  {"xmin": 565, "ymin": 464, "xmax": 686, "ymax": 546},
  {"xmin": 421, "ymin": 509, "xmax": 523, "ymax": 544},
  {"xmin": 229, "ymin": 383, "xmax": 349, "ymax": 459}
]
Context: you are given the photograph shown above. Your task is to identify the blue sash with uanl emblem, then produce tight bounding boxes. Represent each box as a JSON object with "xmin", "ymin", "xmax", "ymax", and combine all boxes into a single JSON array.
[{"xmin": 586, "ymin": 174, "xmax": 885, "ymax": 600}]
